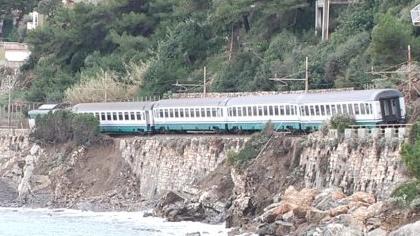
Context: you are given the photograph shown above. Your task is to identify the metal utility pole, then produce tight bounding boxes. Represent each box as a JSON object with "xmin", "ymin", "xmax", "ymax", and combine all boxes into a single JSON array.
[
  {"xmin": 305, "ymin": 57, "xmax": 309, "ymax": 92},
  {"xmin": 269, "ymin": 57, "xmax": 310, "ymax": 92},
  {"xmin": 408, "ymin": 45, "xmax": 412, "ymax": 101},
  {"xmin": 203, "ymin": 66, "xmax": 207, "ymax": 96},
  {"xmin": 322, "ymin": 0, "xmax": 330, "ymax": 41},
  {"xmin": 7, "ymin": 74, "xmax": 11, "ymax": 129}
]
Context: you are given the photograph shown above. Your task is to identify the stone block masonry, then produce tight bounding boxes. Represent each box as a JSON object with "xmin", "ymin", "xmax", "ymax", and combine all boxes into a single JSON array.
[
  {"xmin": 119, "ymin": 135, "xmax": 248, "ymax": 199},
  {"xmin": 300, "ymin": 132, "xmax": 408, "ymax": 199}
]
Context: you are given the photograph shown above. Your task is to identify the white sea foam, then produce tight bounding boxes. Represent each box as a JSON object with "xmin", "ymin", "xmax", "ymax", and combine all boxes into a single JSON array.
[{"xmin": 0, "ymin": 208, "xmax": 227, "ymax": 236}]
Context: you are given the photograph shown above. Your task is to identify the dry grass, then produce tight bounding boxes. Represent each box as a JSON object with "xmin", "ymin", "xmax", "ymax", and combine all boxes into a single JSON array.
[{"xmin": 64, "ymin": 62, "xmax": 149, "ymax": 104}]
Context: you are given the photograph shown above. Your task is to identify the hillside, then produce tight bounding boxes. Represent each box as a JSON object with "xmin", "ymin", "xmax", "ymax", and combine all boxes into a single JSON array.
[{"xmin": 1, "ymin": 0, "xmax": 420, "ymax": 104}]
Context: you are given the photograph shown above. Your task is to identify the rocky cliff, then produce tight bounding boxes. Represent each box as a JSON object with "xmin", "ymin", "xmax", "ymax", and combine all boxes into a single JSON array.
[{"xmin": 0, "ymin": 128, "xmax": 417, "ymax": 235}]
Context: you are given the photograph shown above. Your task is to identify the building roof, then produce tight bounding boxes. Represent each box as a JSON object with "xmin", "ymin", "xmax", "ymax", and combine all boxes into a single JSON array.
[{"xmin": 72, "ymin": 102, "xmax": 154, "ymax": 112}]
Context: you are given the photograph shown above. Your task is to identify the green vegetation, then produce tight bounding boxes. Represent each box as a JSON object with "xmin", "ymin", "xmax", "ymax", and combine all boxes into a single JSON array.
[
  {"xmin": 6, "ymin": 0, "xmax": 417, "ymax": 103},
  {"xmin": 329, "ymin": 114, "xmax": 356, "ymax": 133},
  {"xmin": 227, "ymin": 122, "xmax": 273, "ymax": 169},
  {"xmin": 393, "ymin": 122, "xmax": 420, "ymax": 206},
  {"xmin": 32, "ymin": 110, "xmax": 100, "ymax": 145}
]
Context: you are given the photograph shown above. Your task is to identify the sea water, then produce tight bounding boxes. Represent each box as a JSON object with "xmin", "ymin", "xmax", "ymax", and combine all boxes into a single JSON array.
[{"xmin": 0, "ymin": 208, "xmax": 227, "ymax": 236}]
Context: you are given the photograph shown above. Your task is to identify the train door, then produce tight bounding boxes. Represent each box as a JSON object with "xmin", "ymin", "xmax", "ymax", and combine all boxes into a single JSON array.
[
  {"xmin": 145, "ymin": 110, "xmax": 151, "ymax": 131},
  {"xmin": 380, "ymin": 97, "xmax": 401, "ymax": 123}
]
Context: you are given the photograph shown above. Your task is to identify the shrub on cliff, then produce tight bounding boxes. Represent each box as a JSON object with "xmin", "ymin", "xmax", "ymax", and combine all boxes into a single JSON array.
[
  {"xmin": 391, "ymin": 180, "xmax": 420, "ymax": 206},
  {"xmin": 32, "ymin": 110, "xmax": 100, "ymax": 145},
  {"xmin": 329, "ymin": 114, "xmax": 356, "ymax": 133},
  {"xmin": 227, "ymin": 122, "xmax": 272, "ymax": 169},
  {"xmin": 401, "ymin": 123, "xmax": 420, "ymax": 179}
]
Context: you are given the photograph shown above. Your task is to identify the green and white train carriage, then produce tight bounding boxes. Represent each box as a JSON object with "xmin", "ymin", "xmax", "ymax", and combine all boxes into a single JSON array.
[
  {"xmin": 72, "ymin": 102, "xmax": 154, "ymax": 133},
  {"xmin": 225, "ymin": 94, "xmax": 301, "ymax": 132},
  {"xmin": 297, "ymin": 89, "xmax": 405, "ymax": 130},
  {"xmin": 152, "ymin": 97, "xmax": 228, "ymax": 132}
]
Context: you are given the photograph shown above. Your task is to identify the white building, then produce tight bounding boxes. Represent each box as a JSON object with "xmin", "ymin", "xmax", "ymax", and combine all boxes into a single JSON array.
[
  {"xmin": 27, "ymin": 11, "xmax": 42, "ymax": 30},
  {"xmin": 2, "ymin": 42, "xmax": 31, "ymax": 68}
]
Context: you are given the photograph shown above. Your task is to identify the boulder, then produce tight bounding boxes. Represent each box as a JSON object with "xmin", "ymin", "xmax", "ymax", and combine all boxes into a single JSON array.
[
  {"xmin": 306, "ymin": 208, "xmax": 328, "ymax": 224},
  {"xmin": 329, "ymin": 205, "xmax": 349, "ymax": 217},
  {"xmin": 322, "ymin": 223, "xmax": 364, "ymax": 236},
  {"xmin": 256, "ymin": 223, "xmax": 278, "ymax": 236},
  {"xmin": 312, "ymin": 188, "xmax": 347, "ymax": 211},
  {"xmin": 275, "ymin": 220, "xmax": 294, "ymax": 235},
  {"xmin": 347, "ymin": 192, "xmax": 376, "ymax": 205},
  {"xmin": 351, "ymin": 206, "xmax": 369, "ymax": 223},
  {"xmin": 389, "ymin": 220, "xmax": 420, "ymax": 236},
  {"xmin": 282, "ymin": 186, "xmax": 319, "ymax": 207},
  {"xmin": 368, "ymin": 228, "xmax": 387, "ymax": 236}
]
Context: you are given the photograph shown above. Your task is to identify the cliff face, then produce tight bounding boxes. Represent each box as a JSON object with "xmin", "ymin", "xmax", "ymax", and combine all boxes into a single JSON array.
[
  {"xmin": 118, "ymin": 136, "xmax": 246, "ymax": 199},
  {"xmin": 0, "ymin": 128, "xmax": 413, "ymax": 234},
  {"xmin": 300, "ymin": 131, "xmax": 408, "ymax": 199}
]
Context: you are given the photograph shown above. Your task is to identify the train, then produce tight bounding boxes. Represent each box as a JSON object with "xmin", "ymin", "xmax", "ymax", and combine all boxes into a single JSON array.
[{"xmin": 28, "ymin": 89, "xmax": 406, "ymax": 134}]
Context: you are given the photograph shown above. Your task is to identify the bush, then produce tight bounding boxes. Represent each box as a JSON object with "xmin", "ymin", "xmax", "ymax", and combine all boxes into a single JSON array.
[
  {"xmin": 228, "ymin": 123, "xmax": 272, "ymax": 169},
  {"xmin": 401, "ymin": 123, "xmax": 420, "ymax": 179},
  {"xmin": 329, "ymin": 114, "xmax": 356, "ymax": 133},
  {"xmin": 391, "ymin": 180, "xmax": 420, "ymax": 206},
  {"xmin": 32, "ymin": 110, "xmax": 100, "ymax": 145}
]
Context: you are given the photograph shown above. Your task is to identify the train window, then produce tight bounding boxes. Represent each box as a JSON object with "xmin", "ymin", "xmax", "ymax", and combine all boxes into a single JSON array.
[
  {"xmin": 262, "ymin": 106, "xmax": 267, "ymax": 116},
  {"xmin": 232, "ymin": 107, "xmax": 236, "ymax": 117},
  {"xmin": 337, "ymin": 105, "xmax": 342, "ymax": 114},
  {"xmin": 280, "ymin": 105, "xmax": 285, "ymax": 115},
  {"xmin": 256, "ymin": 106, "xmax": 261, "ymax": 116},
  {"xmin": 369, "ymin": 104, "xmax": 373, "ymax": 115},
  {"xmin": 136, "ymin": 112, "xmax": 141, "ymax": 120},
  {"xmin": 199, "ymin": 108, "xmax": 204, "ymax": 117},
  {"xmin": 163, "ymin": 109, "xmax": 168, "ymax": 118},
  {"xmin": 325, "ymin": 105, "xmax": 330, "ymax": 116},
  {"xmin": 179, "ymin": 109, "xmax": 184, "ymax": 118},
  {"xmin": 348, "ymin": 104, "xmax": 353, "ymax": 115},
  {"xmin": 106, "ymin": 112, "xmax": 111, "ymax": 120},
  {"xmin": 300, "ymin": 106, "xmax": 304, "ymax": 116},
  {"xmin": 159, "ymin": 109, "xmax": 163, "ymax": 118},
  {"xmin": 195, "ymin": 108, "xmax": 199, "ymax": 117},
  {"xmin": 365, "ymin": 103, "xmax": 370, "ymax": 114},
  {"xmin": 113, "ymin": 112, "xmax": 117, "ymax": 120},
  {"xmin": 190, "ymin": 109, "xmax": 195, "ymax": 118},
  {"xmin": 205, "ymin": 108, "xmax": 210, "ymax": 117},
  {"xmin": 274, "ymin": 106, "xmax": 279, "ymax": 116},
  {"xmin": 216, "ymin": 108, "xmax": 221, "ymax": 117},
  {"xmin": 130, "ymin": 112, "xmax": 135, "ymax": 120},
  {"xmin": 354, "ymin": 104, "xmax": 360, "ymax": 115},
  {"xmin": 343, "ymin": 104, "xmax": 348, "ymax": 114},
  {"xmin": 124, "ymin": 112, "xmax": 129, "ymax": 120},
  {"xmin": 309, "ymin": 106, "xmax": 314, "ymax": 116},
  {"xmin": 95, "ymin": 113, "xmax": 99, "ymax": 120},
  {"xmin": 285, "ymin": 106, "xmax": 290, "ymax": 115},
  {"xmin": 320, "ymin": 105, "xmax": 325, "ymax": 116},
  {"xmin": 242, "ymin": 107, "xmax": 247, "ymax": 116},
  {"xmin": 331, "ymin": 105, "xmax": 336, "ymax": 115},
  {"xmin": 315, "ymin": 106, "xmax": 320, "ymax": 116},
  {"xmin": 268, "ymin": 106, "xmax": 273, "ymax": 116},
  {"xmin": 184, "ymin": 108, "xmax": 189, "ymax": 118},
  {"xmin": 212, "ymin": 108, "xmax": 217, "ymax": 117},
  {"xmin": 101, "ymin": 112, "xmax": 106, "ymax": 121},
  {"xmin": 237, "ymin": 107, "xmax": 242, "ymax": 117},
  {"xmin": 118, "ymin": 112, "xmax": 123, "ymax": 120},
  {"xmin": 360, "ymin": 104, "xmax": 366, "ymax": 115},
  {"xmin": 174, "ymin": 109, "xmax": 179, "ymax": 118},
  {"xmin": 246, "ymin": 107, "xmax": 251, "ymax": 116},
  {"xmin": 291, "ymin": 106, "xmax": 295, "ymax": 115},
  {"xmin": 304, "ymin": 106, "xmax": 309, "ymax": 116}
]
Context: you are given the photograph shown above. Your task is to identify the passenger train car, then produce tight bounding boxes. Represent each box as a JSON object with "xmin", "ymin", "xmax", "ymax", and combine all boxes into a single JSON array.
[{"xmin": 29, "ymin": 89, "xmax": 406, "ymax": 133}]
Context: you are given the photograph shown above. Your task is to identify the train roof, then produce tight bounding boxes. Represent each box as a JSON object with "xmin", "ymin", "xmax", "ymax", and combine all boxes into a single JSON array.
[
  {"xmin": 153, "ymin": 97, "xmax": 229, "ymax": 108},
  {"xmin": 226, "ymin": 89, "xmax": 403, "ymax": 106},
  {"xmin": 72, "ymin": 102, "xmax": 154, "ymax": 112}
]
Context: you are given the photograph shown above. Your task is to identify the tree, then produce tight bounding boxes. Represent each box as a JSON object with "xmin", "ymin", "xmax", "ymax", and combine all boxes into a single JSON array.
[
  {"xmin": 37, "ymin": 0, "xmax": 62, "ymax": 17},
  {"xmin": 371, "ymin": 14, "xmax": 413, "ymax": 64}
]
